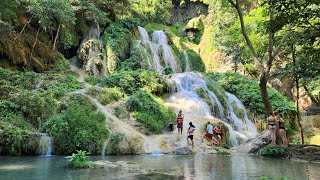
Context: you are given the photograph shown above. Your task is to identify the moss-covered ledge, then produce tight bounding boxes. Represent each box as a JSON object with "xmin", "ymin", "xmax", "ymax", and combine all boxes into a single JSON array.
[{"xmin": 260, "ymin": 144, "xmax": 320, "ymax": 162}]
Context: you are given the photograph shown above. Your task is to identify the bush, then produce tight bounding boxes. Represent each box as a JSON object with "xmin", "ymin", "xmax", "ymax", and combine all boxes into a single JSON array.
[
  {"xmin": 87, "ymin": 87, "xmax": 123, "ymax": 105},
  {"xmin": 101, "ymin": 70, "xmax": 165, "ymax": 96},
  {"xmin": 66, "ymin": 150, "xmax": 91, "ymax": 168},
  {"xmin": 126, "ymin": 91, "xmax": 175, "ymax": 134},
  {"xmin": 260, "ymin": 145, "xmax": 287, "ymax": 158},
  {"xmin": 106, "ymin": 133, "xmax": 124, "ymax": 155},
  {"xmin": 44, "ymin": 94, "xmax": 108, "ymax": 155},
  {"xmin": 0, "ymin": 121, "xmax": 41, "ymax": 156}
]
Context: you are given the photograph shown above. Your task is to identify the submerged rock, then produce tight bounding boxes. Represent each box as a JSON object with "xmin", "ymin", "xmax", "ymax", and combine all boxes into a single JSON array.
[{"xmin": 175, "ymin": 146, "xmax": 192, "ymax": 155}]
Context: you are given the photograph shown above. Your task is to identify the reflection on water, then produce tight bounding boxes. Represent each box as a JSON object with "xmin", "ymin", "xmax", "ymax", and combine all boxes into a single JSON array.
[{"xmin": 0, "ymin": 154, "xmax": 319, "ymax": 180}]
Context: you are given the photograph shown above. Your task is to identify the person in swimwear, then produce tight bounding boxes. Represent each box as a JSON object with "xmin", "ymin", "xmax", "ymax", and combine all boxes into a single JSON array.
[
  {"xmin": 275, "ymin": 112, "xmax": 288, "ymax": 147},
  {"xmin": 267, "ymin": 112, "xmax": 276, "ymax": 145},
  {"xmin": 187, "ymin": 122, "xmax": 195, "ymax": 148}
]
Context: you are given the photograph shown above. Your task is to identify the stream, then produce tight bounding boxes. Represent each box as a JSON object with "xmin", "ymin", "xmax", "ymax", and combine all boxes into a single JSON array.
[{"xmin": 0, "ymin": 154, "xmax": 319, "ymax": 180}]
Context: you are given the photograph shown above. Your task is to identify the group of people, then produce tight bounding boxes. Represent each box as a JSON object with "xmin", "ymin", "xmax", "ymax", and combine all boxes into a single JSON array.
[
  {"xmin": 267, "ymin": 112, "xmax": 288, "ymax": 146},
  {"xmin": 176, "ymin": 110, "xmax": 222, "ymax": 148}
]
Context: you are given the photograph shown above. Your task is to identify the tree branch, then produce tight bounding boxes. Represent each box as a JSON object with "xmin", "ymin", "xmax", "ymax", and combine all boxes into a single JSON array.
[
  {"xmin": 272, "ymin": 24, "xmax": 291, "ymax": 59},
  {"xmin": 233, "ymin": 0, "xmax": 264, "ymax": 71},
  {"xmin": 227, "ymin": 0, "xmax": 236, "ymax": 8}
]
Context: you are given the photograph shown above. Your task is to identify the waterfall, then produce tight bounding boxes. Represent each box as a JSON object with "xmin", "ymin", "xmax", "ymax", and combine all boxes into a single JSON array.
[
  {"xmin": 137, "ymin": 26, "xmax": 178, "ymax": 73},
  {"xmin": 183, "ymin": 50, "xmax": 190, "ymax": 72},
  {"xmin": 166, "ymin": 72, "xmax": 257, "ymax": 146},
  {"xmin": 226, "ymin": 93, "xmax": 258, "ymax": 137},
  {"xmin": 39, "ymin": 134, "xmax": 52, "ymax": 156},
  {"xmin": 101, "ymin": 140, "xmax": 107, "ymax": 156}
]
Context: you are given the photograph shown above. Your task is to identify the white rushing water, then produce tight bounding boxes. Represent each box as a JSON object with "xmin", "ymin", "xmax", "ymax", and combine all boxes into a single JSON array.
[
  {"xmin": 39, "ymin": 134, "xmax": 52, "ymax": 156},
  {"xmin": 137, "ymin": 26, "xmax": 178, "ymax": 73},
  {"xmin": 166, "ymin": 72, "xmax": 257, "ymax": 146}
]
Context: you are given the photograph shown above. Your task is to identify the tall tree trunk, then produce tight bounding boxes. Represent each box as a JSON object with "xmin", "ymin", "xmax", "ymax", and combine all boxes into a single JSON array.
[
  {"xmin": 292, "ymin": 43, "xmax": 304, "ymax": 144},
  {"xmin": 259, "ymin": 71, "xmax": 273, "ymax": 114},
  {"xmin": 53, "ymin": 22, "xmax": 61, "ymax": 50}
]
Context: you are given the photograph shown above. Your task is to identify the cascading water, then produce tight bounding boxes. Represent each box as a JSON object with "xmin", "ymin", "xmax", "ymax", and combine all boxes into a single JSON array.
[
  {"xmin": 39, "ymin": 134, "xmax": 52, "ymax": 156},
  {"xmin": 137, "ymin": 26, "xmax": 178, "ymax": 73},
  {"xmin": 183, "ymin": 50, "xmax": 190, "ymax": 72},
  {"xmin": 226, "ymin": 93, "xmax": 258, "ymax": 137},
  {"xmin": 166, "ymin": 72, "xmax": 257, "ymax": 147}
]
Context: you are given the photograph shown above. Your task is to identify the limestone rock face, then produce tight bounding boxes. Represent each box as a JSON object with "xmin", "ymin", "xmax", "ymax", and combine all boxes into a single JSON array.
[
  {"xmin": 171, "ymin": 0, "xmax": 208, "ymax": 23},
  {"xmin": 236, "ymin": 130, "xmax": 271, "ymax": 153},
  {"xmin": 175, "ymin": 146, "xmax": 192, "ymax": 155}
]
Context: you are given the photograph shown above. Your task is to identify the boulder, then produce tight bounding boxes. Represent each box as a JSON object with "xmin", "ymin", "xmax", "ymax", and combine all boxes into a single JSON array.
[
  {"xmin": 236, "ymin": 130, "xmax": 271, "ymax": 153},
  {"xmin": 175, "ymin": 146, "xmax": 192, "ymax": 155}
]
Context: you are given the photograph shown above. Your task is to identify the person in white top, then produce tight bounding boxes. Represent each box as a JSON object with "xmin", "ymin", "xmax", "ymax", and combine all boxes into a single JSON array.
[
  {"xmin": 187, "ymin": 122, "xmax": 196, "ymax": 148},
  {"xmin": 201, "ymin": 121, "xmax": 214, "ymax": 144}
]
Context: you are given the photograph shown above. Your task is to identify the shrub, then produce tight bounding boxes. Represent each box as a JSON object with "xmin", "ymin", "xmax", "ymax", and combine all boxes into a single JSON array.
[
  {"xmin": 106, "ymin": 133, "xmax": 124, "ymax": 155},
  {"xmin": 87, "ymin": 87, "xmax": 123, "ymax": 105},
  {"xmin": 44, "ymin": 94, "xmax": 108, "ymax": 155},
  {"xmin": 260, "ymin": 145, "xmax": 287, "ymax": 158},
  {"xmin": 126, "ymin": 91, "xmax": 175, "ymax": 134},
  {"xmin": 0, "ymin": 121, "xmax": 41, "ymax": 156},
  {"xmin": 66, "ymin": 150, "xmax": 92, "ymax": 168},
  {"xmin": 186, "ymin": 49, "xmax": 205, "ymax": 72},
  {"xmin": 101, "ymin": 70, "xmax": 165, "ymax": 96}
]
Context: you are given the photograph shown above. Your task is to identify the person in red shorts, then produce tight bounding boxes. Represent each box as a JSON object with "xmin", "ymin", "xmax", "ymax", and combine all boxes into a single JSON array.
[{"xmin": 201, "ymin": 121, "xmax": 214, "ymax": 144}]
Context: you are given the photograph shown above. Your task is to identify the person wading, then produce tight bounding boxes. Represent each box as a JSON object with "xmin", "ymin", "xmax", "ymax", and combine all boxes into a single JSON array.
[
  {"xmin": 176, "ymin": 110, "xmax": 184, "ymax": 135},
  {"xmin": 187, "ymin": 122, "xmax": 195, "ymax": 148},
  {"xmin": 267, "ymin": 113, "xmax": 276, "ymax": 145}
]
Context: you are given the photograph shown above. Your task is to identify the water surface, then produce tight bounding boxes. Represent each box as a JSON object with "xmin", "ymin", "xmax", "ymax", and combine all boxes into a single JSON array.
[{"xmin": 0, "ymin": 154, "xmax": 319, "ymax": 180}]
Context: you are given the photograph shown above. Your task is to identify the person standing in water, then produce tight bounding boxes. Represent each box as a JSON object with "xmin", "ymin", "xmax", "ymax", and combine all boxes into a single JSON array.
[
  {"xmin": 275, "ymin": 112, "xmax": 288, "ymax": 147},
  {"xmin": 267, "ymin": 113, "xmax": 276, "ymax": 145},
  {"xmin": 176, "ymin": 110, "xmax": 184, "ymax": 135},
  {"xmin": 187, "ymin": 122, "xmax": 195, "ymax": 148}
]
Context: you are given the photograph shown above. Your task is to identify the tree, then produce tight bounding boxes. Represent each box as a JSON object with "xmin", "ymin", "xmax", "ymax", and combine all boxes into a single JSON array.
[
  {"xmin": 226, "ymin": 0, "xmax": 291, "ymax": 115},
  {"xmin": 28, "ymin": 0, "xmax": 76, "ymax": 50}
]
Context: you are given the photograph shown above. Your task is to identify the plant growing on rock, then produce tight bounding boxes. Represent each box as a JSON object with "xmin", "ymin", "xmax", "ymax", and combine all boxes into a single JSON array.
[{"xmin": 66, "ymin": 150, "xmax": 92, "ymax": 168}]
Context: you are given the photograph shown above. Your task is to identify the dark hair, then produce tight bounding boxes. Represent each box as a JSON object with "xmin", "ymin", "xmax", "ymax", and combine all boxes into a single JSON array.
[
  {"xmin": 273, "ymin": 112, "xmax": 278, "ymax": 115},
  {"xmin": 189, "ymin": 122, "xmax": 195, "ymax": 128}
]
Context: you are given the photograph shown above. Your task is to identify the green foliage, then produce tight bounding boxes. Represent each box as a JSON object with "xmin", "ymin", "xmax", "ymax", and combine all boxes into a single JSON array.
[
  {"xmin": 131, "ymin": 0, "xmax": 173, "ymax": 24},
  {"xmin": 54, "ymin": 53, "xmax": 69, "ymax": 71},
  {"xmin": 106, "ymin": 132, "xmax": 124, "ymax": 155},
  {"xmin": 66, "ymin": 150, "xmax": 92, "ymax": 168},
  {"xmin": 0, "ymin": 121, "xmax": 41, "ymax": 156},
  {"xmin": 61, "ymin": 29, "xmax": 78, "ymax": 49},
  {"xmin": 208, "ymin": 72, "xmax": 296, "ymax": 130},
  {"xmin": 87, "ymin": 87, "xmax": 123, "ymax": 105},
  {"xmin": 43, "ymin": 94, "xmax": 108, "ymax": 155},
  {"xmin": 28, "ymin": 0, "xmax": 75, "ymax": 29},
  {"xmin": 186, "ymin": 49, "xmax": 205, "ymax": 72},
  {"xmin": 85, "ymin": 76, "xmax": 102, "ymax": 85},
  {"xmin": 260, "ymin": 145, "xmax": 287, "ymax": 158},
  {"xmin": 260, "ymin": 176, "xmax": 288, "ymax": 180},
  {"xmin": 126, "ymin": 91, "xmax": 175, "ymax": 134},
  {"xmin": 0, "ymin": 0, "xmax": 19, "ymax": 20},
  {"xmin": 105, "ymin": 18, "xmax": 140, "ymax": 74},
  {"xmin": 101, "ymin": 70, "xmax": 165, "ymax": 96}
]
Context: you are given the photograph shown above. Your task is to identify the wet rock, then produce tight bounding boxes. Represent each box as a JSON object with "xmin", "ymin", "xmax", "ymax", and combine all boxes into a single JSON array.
[
  {"xmin": 175, "ymin": 146, "xmax": 192, "ymax": 155},
  {"xmin": 92, "ymin": 160, "xmax": 141, "ymax": 173},
  {"xmin": 236, "ymin": 130, "xmax": 271, "ymax": 153}
]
